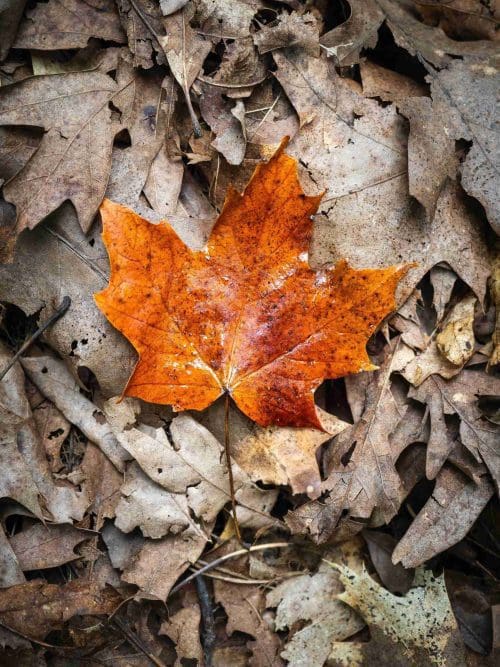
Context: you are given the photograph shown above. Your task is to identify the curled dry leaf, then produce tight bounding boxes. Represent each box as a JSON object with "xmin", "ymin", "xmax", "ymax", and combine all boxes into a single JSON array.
[
  {"xmin": 96, "ymin": 140, "xmax": 407, "ymax": 429},
  {"xmin": 436, "ymin": 294, "xmax": 477, "ymax": 367},
  {"xmin": 320, "ymin": 0, "xmax": 384, "ymax": 66},
  {"xmin": 409, "ymin": 370, "xmax": 500, "ymax": 489}
]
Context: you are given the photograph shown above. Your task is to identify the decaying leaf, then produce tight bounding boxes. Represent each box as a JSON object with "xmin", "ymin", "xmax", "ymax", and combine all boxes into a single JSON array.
[
  {"xmin": 14, "ymin": 0, "xmax": 126, "ymax": 50},
  {"xmin": 96, "ymin": 140, "xmax": 407, "ymax": 428},
  {"xmin": 0, "ymin": 67, "xmax": 128, "ymax": 234},
  {"xmin": 274, "ymin": 52, "xmax": 490, "ymax": 304},
  {"xmin": 0, "ymin": 344, "xmax": 88, "ymax": 524},
  {"xmin": 409, "ymin": 370, "xmax": 500, "ymax": 489},
  {"xmin": 266, "ymin": 541, "xmax": 365, "ymax": 667},
  {"xmin": 392, "ymin": 466, "xmax": 494, "ymax": 568},
  {"xmin": 329, "ymin": 565, "xmax": 467, "ymax": 666},
  {"xmin": 401, "ymin": 58, "xmax": 500, "ymax": 232},
  {"xmin": 0, "ymin": 580, "xmax": 121, "ymax": 639},
  {"xmin": 253, "ymin": 11, "xmax": 320, "ymax": 57},
  {"xmin": 9, "ymin": 522, "xmax": 88, "ymax": 571}
]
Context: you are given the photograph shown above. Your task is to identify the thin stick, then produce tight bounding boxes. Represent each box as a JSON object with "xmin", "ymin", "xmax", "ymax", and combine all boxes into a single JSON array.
[
  {"xmin": 224, "ymin": 392, "xmax": 243, "ymax": 545},
  {"xmin": 0, "ymin": 296, "xmax": 71, "ymax": 382},
  {"xmin": 195, "ymin": 576, "xmax": 216, "ymax": 666},
  {"xmin": 169, "ymin": 541, "xmax": 290, "ymax": 596}
]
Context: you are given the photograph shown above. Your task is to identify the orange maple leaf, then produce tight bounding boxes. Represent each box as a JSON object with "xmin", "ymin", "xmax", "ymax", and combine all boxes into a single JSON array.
[{"xmin": 95, "ymin": 139, "xmax": 407, "ymax": 429}]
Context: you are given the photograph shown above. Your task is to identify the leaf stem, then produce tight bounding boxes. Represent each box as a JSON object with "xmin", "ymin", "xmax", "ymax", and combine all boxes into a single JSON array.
[{"xmin": 224, "ymin": 392, "xmax": 243, "ymax": 545}]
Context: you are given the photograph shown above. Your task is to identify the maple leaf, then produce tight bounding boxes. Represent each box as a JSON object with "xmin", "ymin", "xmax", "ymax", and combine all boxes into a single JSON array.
[{"xmin": 95, "ymin": 139, "xmax": 407, "ymax": 429}]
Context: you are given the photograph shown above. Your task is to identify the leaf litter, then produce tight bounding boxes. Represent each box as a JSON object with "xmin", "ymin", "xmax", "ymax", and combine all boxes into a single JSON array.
[{"xmin": 0, "ymin": 1, "xmax": 499, "ymax": 665}]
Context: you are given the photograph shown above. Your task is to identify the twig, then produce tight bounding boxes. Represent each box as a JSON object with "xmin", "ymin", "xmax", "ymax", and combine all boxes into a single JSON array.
[
  {"xmin": 195, "ymin": 576, "xmax": 217, "ymax": 667},
  {"xmin": 197, "ymin": 74, "xmax": 268, "ymax": 89},
  {"xmin": 224, "ymin": 392, "xmax": 243, "ymax": 545},
  {"xmin": 0, "ymin": 619, "xmax": 74, "ymax": 650},
  {"xmin": 169, "ymin": 542, "xmax": 290, "ymax": 596},
  {"xmin": 0, "ymin": 296, "xmax": 71, "ymax": 382},
  {"xmin": 112, "ymin": 617, "xmax": 167, "ymax": 667}
]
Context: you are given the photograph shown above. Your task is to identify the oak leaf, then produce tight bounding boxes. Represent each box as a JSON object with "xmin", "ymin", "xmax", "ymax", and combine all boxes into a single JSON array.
[{"xmin": 96, "ymin": 139, "xmax": 406, "ymax": 429}]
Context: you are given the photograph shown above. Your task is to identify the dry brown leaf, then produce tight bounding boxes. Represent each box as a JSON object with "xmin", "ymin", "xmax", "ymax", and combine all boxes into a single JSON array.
[
  {"xmin": 392, "ymin": 465, "xmax": 494, "ymax": 568},
  {"xmin": 104, "ymin": 402, "xmax": 278, "ymax": 532},
  {"xmin": 0, "ymin": 205, "xmax": 136, "ymax": 396},
  {"xmin": 105, "ymin": 71, "xmax": 182, "ymax": 217},
  {"xmin": 21, "ymin": 355, "xmax": 130, "ymax": 472},
  {"xmin": 121, "ymin": 532, "xmax": 207, "ymax": 600},
  {"xmin": 211, "ymin": 37, "xmax": 267, "ymax": 90},
  {"xmin": 0, "ymin": 67, "xmax": 131, "ymax": 235},
  {"xmin": 324, "ymin": 342, "xmax": 414, "ymax": 524},
  {"xmin": 0, "ymin": 580, "xmax": 121, "ymax": 639},
  {"xmin": 401, "ymin": 58, "xmax": 499, "ymax": 231},
  {"xmin": 416, "ymin": 0, "xmax": 499, "ymax": 42},
  {"xmin": 320, "ymin": 0, "xmax": 384, "ymax": 66},
  {"xmin": 160, "ymin": 591, "xmax": 203, "ymax": 666},
  {"xmin": 409, "ymin": 370, "xmax": 500, "ymax": 490},
  {"xmin": 26, "ymin": 382, "xmax": 70, "ymax": 474},
  {"xmin": 274, "ymin": 51, "xmax": 490, "ymax": 303},
  {"xmin": 14, "ymin": 0, "xmax": 125, "ymax": 50},
  {"xmin": 490, "ymin": 253, "xmax": 500, "ymax": 367},
  {"xmin": 79, "ymin": 443, "xmax": 123, "ymax": 530},
  {"xmin": 398, "ymin": 95, "xmax": 459, "ymax": 220},
  {"xmin": 194, "ymin": 0, "xmax": 262, "ymax": 40},
  {"xmin": 200, "ymin": 86, "xmax": 247, "ymax": 165},
  {"xmin": 0, "ymin": 346, "xmax": 85, "ymax": 522},
  {"xmin": 201, "ymin": 402, "xmax": 349, "ymax": 498},
  {"xmin": 9, "ymin": 522, "xmax": 87, "ymax": 571},
  {"xmin": 378, "ymin": 0, "xmax": 498, "ymax": 67},
  {"xmin": 360, "ymin": 60, "xmax": 427, "ymax": 103},
  {"xmin": 213, "ymin": 542, "xmax": 283, "ymax": 666},
  {"xmin": 0, "ymin": 0, "xmax": 27, "ymax": 61},
  {"xmin": 254, "ymin": 11, "xmax": 320, "ymax": 57},
  {"xmin": 401, "ymin": 340, "xmax": 463, "ymax": 387},
  {"xmin": 116, "ymin": 0, "xmax": 165, "ymax": 69},
  {"xmin": 0, "ymin": 526, "xmax": 24, "ymax": 588},
  {"xmin": 266, "ymin": 542, "xmax": 365, "ymax": 667},
  {"xmin": 363, "ymin": 531, "xmax": 414, "ymax": 595}
]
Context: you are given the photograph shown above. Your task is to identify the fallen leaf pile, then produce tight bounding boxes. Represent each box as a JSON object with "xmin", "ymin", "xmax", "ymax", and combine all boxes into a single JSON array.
[{"xmin": 0, "ymin": 1, "xmax": 499, "ymax": 665}]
